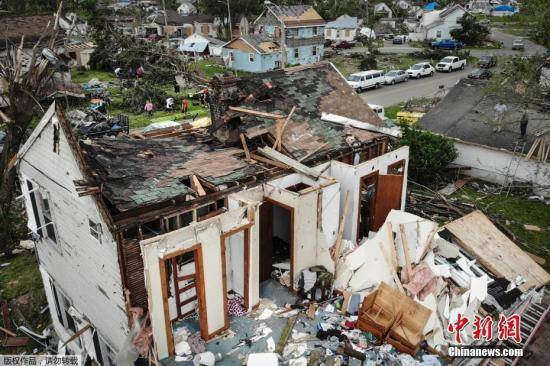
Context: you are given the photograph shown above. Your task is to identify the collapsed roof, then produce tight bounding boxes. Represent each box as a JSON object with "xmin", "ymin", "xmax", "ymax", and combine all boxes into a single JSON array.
[
  {"xmin": 210, "ymin": 62, "xmax": 384, "ymax": 161},
  {"xmin": 262, "ymin": 5, "xmax": 326, "ymax": 27},
  {"xmin": 80, "ymin": 134, "xmax": 265, "ymax": 212}
]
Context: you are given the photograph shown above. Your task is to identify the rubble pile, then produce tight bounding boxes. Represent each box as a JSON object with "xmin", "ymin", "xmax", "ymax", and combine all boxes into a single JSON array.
[
  {"xmin": 163, "ymin": 209, "xmax": 548, "ymax": 366},
  {"xmin": 67, "ymin": 109, "xmax": 129, "ymax": 138}
]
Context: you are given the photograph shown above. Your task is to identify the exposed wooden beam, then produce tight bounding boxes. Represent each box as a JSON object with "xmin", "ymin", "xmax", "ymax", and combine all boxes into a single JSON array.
[
  {"xmin": 298, "ymin": 142, "xmax": 329, "ymax": 163},
  {"xmin": 191, "ymin": 175, "xmax": 206, "ymax": 197},
  {"xmin": 229, "ymin": 106, "xmax": 286, "ymax": 119},
  {"xmin": 273, "ymin": 106, "xmax": 296, "ymax": 151},
  {"xmin": 250, "ymin": 153, "xmax": 289, "ymax": 169},
  {"xmin": 240, "ymin": 133, "xmax": 251, "ymax": 162},
  {"xmin": 332, "ymin": 191, "xmax": 350, "ymax": 262},
  {"xmin": 259, "ymin": 146, "xmax": 320, "ymax": 178}
]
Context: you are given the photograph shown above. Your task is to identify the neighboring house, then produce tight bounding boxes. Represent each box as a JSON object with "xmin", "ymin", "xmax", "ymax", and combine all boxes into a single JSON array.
[
  {"xmin": 188, "ymin": 14, "xmax": 220, "ymax": 37},
  {"xmin": 254, "ymin": 4, "xmax": 325, "ymax": 67},
  {"xmin": 177, "ymin": 1, "xmax": 197, "ymax": 16},
  {"xmin": 64, "ymin": 42, "xmax": 96, "ymax": 69},
  {"xmin": 491, "ymin": 5, "xmax": 517, "ymax": 16},
  {"xmin": 221, "ymin": 35, "xmax": 281, "ymax": 72},
  {"xmin": 18, "ymin": 63, "xmax": 408, "ymax": 363},
  {"xmin": 374, "ymin": 2, "xmax": 394, "ymax": 18},
  {"xmin": 324, "ymin": 14, "xmax": 359, "ymax": 42},
  {"xmin": 0, "ymin": 15, "xmax": 61, "ymax": 51},
  {"xmin": 105, "ymin": 14, "xmax": 138, "ymax": 35},
  {"xmin": 466, "ymin": 0, "xmax": 492, "ymax": 15},
  {"xmin": 395, "ymin": 0, "xmax": 411, "ymax": 10},
  {"xmin": 408, "ymin": 4, "xmax": 468, "ymax": 41},
  {"xmin": 419, "ymin": 79, "xmax": 550, "ymax": 196},
  {"xmin": 379, "ymin": 17, "xmax": 398, "ymax": 29},
  {"xmin": 373, "ymin": 22, "xmax": 396, "ymax": 38},
  {"xmin": 179, "ymin": 33, "xmax": 224, "ymax": 56},
  {"xmin": 141, "ymin": 13, "xmax": 218, "ymax": 38}
]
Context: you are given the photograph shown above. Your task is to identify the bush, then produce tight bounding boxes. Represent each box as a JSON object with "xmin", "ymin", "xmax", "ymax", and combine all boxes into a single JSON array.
[
  {"xmin": 359, "ymin": 54, "xmax": 378, "ymax": 70},
  {"xmin": 397, "ymin": 123, "xmax": 458, "ymax": 185}
]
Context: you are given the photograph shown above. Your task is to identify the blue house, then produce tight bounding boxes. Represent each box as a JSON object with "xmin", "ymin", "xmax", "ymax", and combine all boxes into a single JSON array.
[{"xmin": 221, "ymin": 35, "xmax": 282, "ymax": 73}]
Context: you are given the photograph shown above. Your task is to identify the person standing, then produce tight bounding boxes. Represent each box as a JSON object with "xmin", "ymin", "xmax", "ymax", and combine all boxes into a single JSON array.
[
  {"xmin": 494, "ymin": 102, "xmax": 508, "ymax": 132},
  {"xmin": 144, "ymin": 100, "xmax": 154, "ymax": 117},
  {"xmin": 166, "ymin": 97, "xmax": 175, "ymax": 112},
  {"xmin": 181, "ymin": 98, "xmax": 189, "ymax": 115},
  {"xmin": 520, "ymin": 109, "xmax": 529, "ymax": 138}
]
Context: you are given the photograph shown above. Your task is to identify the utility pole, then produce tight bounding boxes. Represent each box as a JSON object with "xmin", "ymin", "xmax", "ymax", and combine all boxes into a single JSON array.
[
  {"xmin": 162, "ymin": 0, "xmax": 170, "ymax": 46},
  {"xmin": 227, "ymin": 0, "xmax": 232, "ymax": 39}
]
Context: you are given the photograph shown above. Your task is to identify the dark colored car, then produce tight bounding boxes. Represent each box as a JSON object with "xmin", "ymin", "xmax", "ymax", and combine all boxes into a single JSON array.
[
  {"xmin": 468, "ymin": 68, "xmax": 492, "ymax": 79},
  {"xmin": 392, "ymin": 36, "xmax": 404, "ymax": 44},
  {"xmin": 331, "ymin": 40, "xmax": 356, "ymax": 49},
  {"xmin": 478, "ymin": 55, "xmax": 496, "ymax": 68}
]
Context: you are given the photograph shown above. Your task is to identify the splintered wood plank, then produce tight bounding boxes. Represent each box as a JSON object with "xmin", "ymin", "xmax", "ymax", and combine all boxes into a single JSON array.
[
  {"xmin": 228, "ymin": 106, "xmax": 285, "ymax": 119},
  {"xmin": 445, "ymin": 210, "xmax": 550, "ymax": 291},
  {"xmin": 191, "ymin": 175, "xmax": 206, "ymax": 196},
  {"xmin": 276, "ymin": 315, "xmax": 298, "ymax": 354},
  {"xmin": 240, "ymin": 133, "xmax": 251, "ymax": 162},
  {"xmin": 259, "ymin": 147, "xmax": 320, "ymax": 178}
]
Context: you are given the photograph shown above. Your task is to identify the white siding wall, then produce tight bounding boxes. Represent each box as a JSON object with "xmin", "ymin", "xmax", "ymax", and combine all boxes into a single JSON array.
[
  {"xmin": 454, "ymin": 141, "xmax": 550, "ymax": 196},
  {"xmin": 426, "ymin": 9, "xmax": 465, "ymax": 40},
  {"xmin": 18, "ymin": 114, "xmax": 129, "ymax": 353}
]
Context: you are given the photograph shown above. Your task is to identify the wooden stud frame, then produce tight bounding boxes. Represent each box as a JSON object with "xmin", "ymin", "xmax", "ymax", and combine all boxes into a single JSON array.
[
  {"xmin": 159, "ymin": 244, "xmax": 207, "ymax": 357},
  {"xmin": 220, "ymin": 223, "xmax": 253, "ymax": 332}
]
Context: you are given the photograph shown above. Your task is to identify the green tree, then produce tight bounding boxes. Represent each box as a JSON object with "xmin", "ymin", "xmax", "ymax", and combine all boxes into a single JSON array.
[
  {"xmin": 397, "ymin": 124, "xmax": 458, "ymax": 185},
  {"xmin": 450, "ymin": 14, "xmax": 489, "ymax": 46},
  {"xmin": 521, "ymin": 0, "xmax": 550, "ymax": 48}
]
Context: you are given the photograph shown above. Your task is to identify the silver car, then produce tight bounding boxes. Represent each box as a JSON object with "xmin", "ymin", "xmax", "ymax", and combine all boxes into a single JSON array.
[{"xmin": 384, "ymin": 70, "xmax": 409, "ymax": 85}]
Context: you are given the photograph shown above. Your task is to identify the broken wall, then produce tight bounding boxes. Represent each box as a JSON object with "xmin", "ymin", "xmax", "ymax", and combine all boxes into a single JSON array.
[
  {"xmin": 17, "ymin": 105, "xmax": 129, "ymax": 354},
  {"xmin": 141, "ymin": 204, "xmax": 258, "ymax": 360},
  {"xmin": 329, "ymin": 146, "xmax": 410, "ymax": 243},
  {"xmin": 264, "ymin": 170, "xmax": 340, "ymax": 283}
]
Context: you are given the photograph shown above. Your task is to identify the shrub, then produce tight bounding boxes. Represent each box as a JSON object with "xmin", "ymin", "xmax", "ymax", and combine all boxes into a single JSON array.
[
  {"xmin": 359, "ymin": 54, "xmax": 378, "ymax": 70},
  {"xmin": 397, "ymin": 123, "xmax": 458, "ymax": 185}
]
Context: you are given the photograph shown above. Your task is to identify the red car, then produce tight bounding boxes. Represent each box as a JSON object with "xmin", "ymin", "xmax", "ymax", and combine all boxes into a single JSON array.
[{"xmin": 331, "ymin": 40, "xmax": 356, "ymax": 50}]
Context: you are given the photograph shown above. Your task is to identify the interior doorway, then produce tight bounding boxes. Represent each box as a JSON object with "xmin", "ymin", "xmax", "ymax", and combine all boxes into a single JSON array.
[
  {"xmin": 357, "ymin": 171, "xmax": 379, "ymax": 241},
  {"xmin": 159, "ymin": 245, "xmax": 207, "ymax": 355},
  {"xmin": 221, "ymin": 224, "xmax": 251, "ymax": 327},
  {"xmin": 259, "ymin": 199, "xmax": 294, "ymax": 288}
]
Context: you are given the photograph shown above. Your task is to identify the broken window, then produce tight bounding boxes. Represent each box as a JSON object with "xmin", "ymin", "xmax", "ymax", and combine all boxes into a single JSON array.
[
  {"xmin": 27, "ymin": 181, "xmax": 58, "ymax": 245},
  {"xmin": 89, "ymin": 219, "xmax": 102, "ymax": 242},
  {"xmin": 164, "ymin": 210, "xmax": 194, "ymax": 232},
  {"xmin": 50, "ymin": 280, "xmax": 80, "ymax": 346}
]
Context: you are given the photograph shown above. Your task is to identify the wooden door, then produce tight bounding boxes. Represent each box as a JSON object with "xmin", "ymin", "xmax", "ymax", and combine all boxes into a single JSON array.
[
  {"xmin": 372, "ymin": 174, "xmax": 404, "ymax": 231},
  {"xmin": 259, "ymin": 201, "xmax": 273, "ymax": 282}
]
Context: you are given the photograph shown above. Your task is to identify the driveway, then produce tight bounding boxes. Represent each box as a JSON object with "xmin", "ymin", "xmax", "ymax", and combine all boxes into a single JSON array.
[
  {"xmin": 379, "ymin": 40, "xmax": 422, "ymax": 54},
  {"xmin": 469, "ymin": 28, "xmax": 546, "ymax": 57},
  {"xmin": 359, "ymin": 67, "xmax": 471, "ymax": 107}
]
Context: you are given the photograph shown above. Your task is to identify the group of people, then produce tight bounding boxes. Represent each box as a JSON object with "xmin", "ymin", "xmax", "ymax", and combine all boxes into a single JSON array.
[
  {"xmin": 144, "ymin": 97, "xmax": 193, "ymax": 117},
  {"xmin": 114, "ymin": 65, "xmax": 145, "ymax": 80}
]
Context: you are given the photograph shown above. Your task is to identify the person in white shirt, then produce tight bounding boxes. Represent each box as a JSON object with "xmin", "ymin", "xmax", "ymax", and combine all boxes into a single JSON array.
[{"xmin": 494, "ymin": 102, "xmax": 508, "ymax": 132}]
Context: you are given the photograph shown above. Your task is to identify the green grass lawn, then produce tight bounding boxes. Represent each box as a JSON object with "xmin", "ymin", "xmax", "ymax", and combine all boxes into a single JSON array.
[
  {"xmin": 190, "ymin": 59, "xmax": 251, "ymax": 80},
  {"xmin": 452, "ymin": 185, "xmax": 550, "ymax": 270},
  {"xmin": 0, "ymin": 250, "xmax": 49, "ymax": 352},
  {"xmin": 384, "ymin": 103, "xmax": 405, "ymax": 120},
  {"xmin": 71, "ymin": 70, "xmax": 210, "ymax": 129}
]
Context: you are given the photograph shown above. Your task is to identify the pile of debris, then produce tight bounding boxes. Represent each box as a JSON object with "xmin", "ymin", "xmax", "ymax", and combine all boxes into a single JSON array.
[
  {"xmin": 67, "ymin": 109, "xmax": 129, "ymax": 138},
  {"xmin": 161, "ymin": 209, "xmax": 548, "ymax": 366}
]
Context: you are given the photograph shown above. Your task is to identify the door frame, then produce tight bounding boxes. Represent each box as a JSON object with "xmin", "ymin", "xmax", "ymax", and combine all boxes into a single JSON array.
[
  {"xmin": 261, "ymin": 198, "xmax": 295, "ymax": 290},
  {"xmin": 159, "ymin": 244, "xmax": 207, "ymax": 356},
  {"xmin": 220, "ymin": 223, "xmax": 253, "ymax": 331},
  {"xmin": 356, "ymin": 171, "xmax": 379, "ymax": 242}
]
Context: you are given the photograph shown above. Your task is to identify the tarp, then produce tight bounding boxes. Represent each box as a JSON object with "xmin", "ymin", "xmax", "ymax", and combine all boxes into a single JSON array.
[
  {"xmin": 423, "ymin": 2, "xmax": 439, "ymax": 10},
  {"xmin": 179, "ymin": 41, "xmax": 208, "ymax": 53},
  {"xmin": 143, "ymin": 120, "xmax": 181, "ymax": 132},
  {"xmin": 493, "ymin": 5, "xmax": 515, "ymax": 12}
]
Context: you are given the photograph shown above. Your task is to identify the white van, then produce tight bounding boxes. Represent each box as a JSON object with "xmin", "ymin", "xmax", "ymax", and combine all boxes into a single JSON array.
[
  {"xmin": 369, "ymin": 104, "xmax": 387, "ymax": 121},
  {"xmin": 347, "ymin": 70, "xmax": 385, "ymax": 92}
]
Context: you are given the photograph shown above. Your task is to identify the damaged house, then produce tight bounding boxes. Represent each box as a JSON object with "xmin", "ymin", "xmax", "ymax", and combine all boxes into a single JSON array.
[{"xmin": 16, "ymin": 62, "xmax": 410, "ymax": 363}]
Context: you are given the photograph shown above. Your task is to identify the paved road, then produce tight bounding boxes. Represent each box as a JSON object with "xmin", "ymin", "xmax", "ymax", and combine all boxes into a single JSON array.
[
  {"xmin": 359, "ymin": 67, "xmax": 471, "ymax": 107},
  {"xmin": 469, "ymin": 28, "xmax": 546, "ymax": 57}
]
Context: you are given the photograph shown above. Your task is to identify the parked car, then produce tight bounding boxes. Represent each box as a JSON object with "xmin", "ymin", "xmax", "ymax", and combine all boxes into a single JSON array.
[
  {"xmin": 512, "ymin": 39, "xmax": 525, "ymax": 51},
  {"xmin": 347, "ymin": 70, "xmax": 386, "ymax": 92},
  {"xmin": 369, "ymin": 104, "xmax": 387, "ymax": 121},
  {"xmin": 384, "ymin": 70, "xmax": 409, "ymax": 84},
  {"xmin": 435, "ymin": 56, "xmax": 466, "ymax": 72},
  {"xmin": 406, "ymin": 62, "xmax": 435, "ymax": 78},
  {"xmin": 392, "ymin": 36, "xmax": 404, "ymax": 44},
  {"xmin": 468, "ymin": 68, "xmax": 492, "ymax": 79},
  {"xmin": 332, "ymin": 40, "xmax": 357, "ymax": 50},
  {"xmin": 431, "ymin": 39, "xmax": 463, "ymax": 50},
  {"xmin": 478, "ymin": 55, "xmax": 496, "ymax": 68}
]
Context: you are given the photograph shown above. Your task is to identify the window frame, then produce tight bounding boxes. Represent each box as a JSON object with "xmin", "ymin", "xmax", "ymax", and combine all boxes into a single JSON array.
[
  {"xmin": 89, "ymin": 219, "xmax": 103, "ymax": 242},
  {"xmin": 249, "ymin": 52, "xmax": 256, "ymax": 62},
  {"xmin": 294, "ymin": 48, "xmax": 299, "ymax": 59}
]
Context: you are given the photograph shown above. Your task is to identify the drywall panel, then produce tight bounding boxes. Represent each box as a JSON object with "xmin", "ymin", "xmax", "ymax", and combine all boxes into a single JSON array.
[
  {"xmin": 141, "ymin": 205, "xmax": 256, "ymax": 360},
  {"xmin": 329, "ymin": 146, "xmax": 409, "ymax": 243},
  {"xmin": 317, "ymin": 181, "xmax": 341, "ymax": 273}
]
